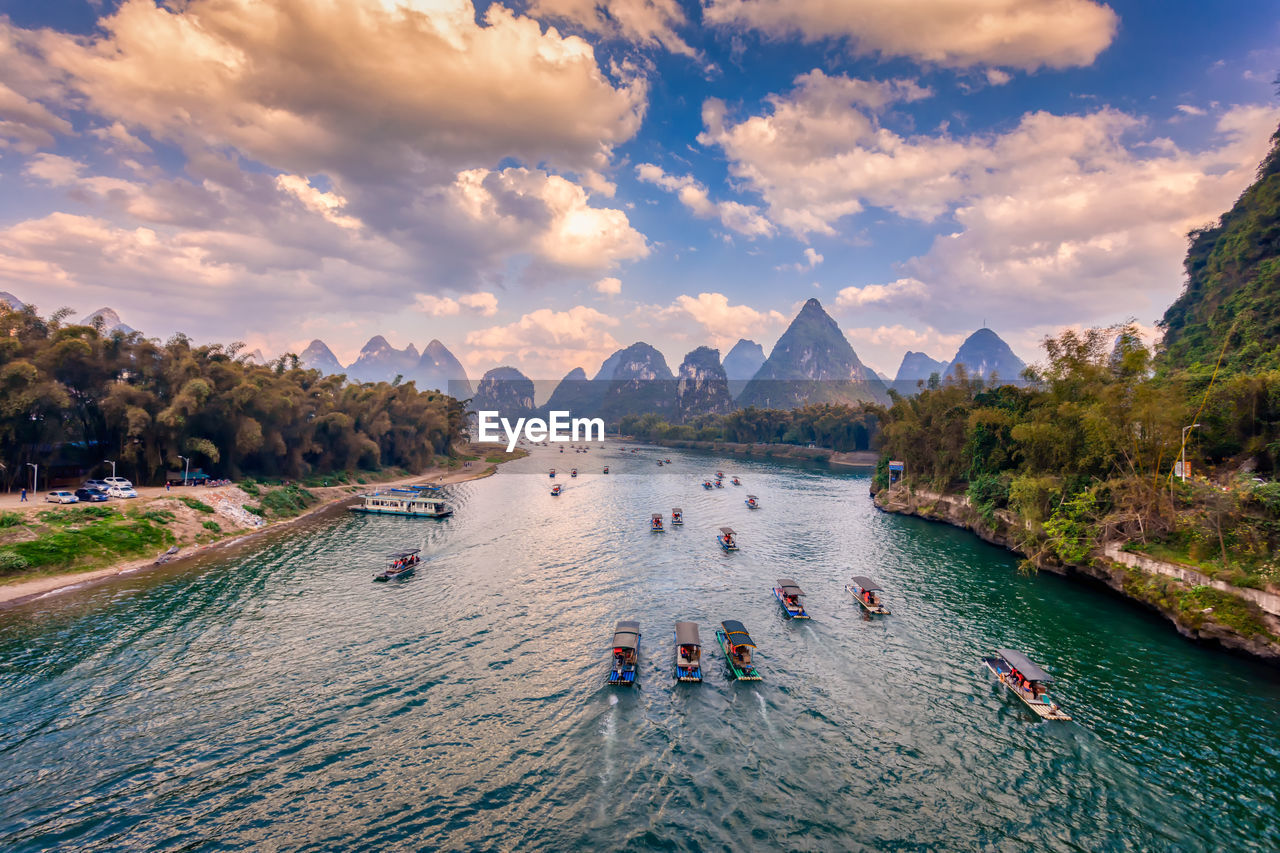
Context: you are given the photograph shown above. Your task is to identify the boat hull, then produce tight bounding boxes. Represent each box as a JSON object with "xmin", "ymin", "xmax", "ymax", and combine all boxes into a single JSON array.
[
  {"xmin": 374, "ymin": 566, "xmax": 415, "ymax": 582},
  {"xmin": 608, "ymin": 644, "xmax": 640, "ymax": 686},
  {"xmin": 773, "ymin": 588, "xmax": 810, "ymax": 619},
  {"xmin": 714, "ymin": 630, "xmax": 761, "ymax": 681},
  {"xmin": 349, "ymin": 507, "xmax": 452, "ymax": 518},
  {"xmin": 717, "ymin": 536, "xmax": 738, "ymax": 551},
  {"xmin": 846, "ymin": 585, "xmax": 890, "ymax": 615},
  {"xmin": 982, "ymin": 658, "xmax": 1072, "ymax": 721}
]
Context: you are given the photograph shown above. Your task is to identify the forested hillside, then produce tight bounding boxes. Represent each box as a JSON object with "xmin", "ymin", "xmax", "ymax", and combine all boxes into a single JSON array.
[
  {"xmin": 1, "ymin": 305, "xmax": 466, "ymax": 488},
  {"xmin": 1160, "ymin": 125, "xmax": 1280, "ymax": 373}
]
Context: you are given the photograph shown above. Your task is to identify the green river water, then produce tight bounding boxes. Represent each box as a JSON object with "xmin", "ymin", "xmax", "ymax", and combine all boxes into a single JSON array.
[{"xmin": 1, "ymin": 444, "xmax": 1278, "ymax": 851}]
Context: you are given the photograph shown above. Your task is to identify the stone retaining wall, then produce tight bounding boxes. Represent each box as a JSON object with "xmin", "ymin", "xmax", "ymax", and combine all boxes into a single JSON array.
[{"xmin": 1103, "ymin": 543, "xmax": 1280, "ymax": 617}]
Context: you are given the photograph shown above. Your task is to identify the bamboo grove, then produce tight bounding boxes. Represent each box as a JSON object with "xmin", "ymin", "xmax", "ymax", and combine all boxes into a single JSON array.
[{"xmin": 0, "ymin": 305, "xmax": 467, "ymax": 489}]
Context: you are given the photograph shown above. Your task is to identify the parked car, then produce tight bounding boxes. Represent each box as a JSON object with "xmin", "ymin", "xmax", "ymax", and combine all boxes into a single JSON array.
[
  {"xmin": 46, "ymin": 491, "xmax": 79, "ymax": 504},
  {"xmin": 107, "ymin": 485, "xmax": 138, "ymax": 499},
  {"xmin": 83, "ymin": 479, "xmax": 110, "ymax": 490},
  {"xmin": 74, "ymin": 488, "xmax": 110, "ymax": 502},
  {"xmin": 103, "ymin": 476, "xmax": 133, "ymax": 489}
]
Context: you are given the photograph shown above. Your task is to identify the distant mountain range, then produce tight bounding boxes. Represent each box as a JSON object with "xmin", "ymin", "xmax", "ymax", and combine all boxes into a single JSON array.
[{"xmin": 2, "ymin": 289, "xmax": 1027, "ymax": 417}]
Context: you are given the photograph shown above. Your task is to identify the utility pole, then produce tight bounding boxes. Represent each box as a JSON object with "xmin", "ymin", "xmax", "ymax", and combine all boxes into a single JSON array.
[
  {"xmin": 1180, "ymin": 423, "xmax": 1201, "ymax": 483},
  {"xmin": 26, "ymin": 462, "xmax": 37, "ymax": 495},
  {"xmin": 104, "ymin": 459, "xmax": 116, "ymax": 480},
  {"xmin": 179, "ymin": 455, "xmax": 190, "ymax": 486}
]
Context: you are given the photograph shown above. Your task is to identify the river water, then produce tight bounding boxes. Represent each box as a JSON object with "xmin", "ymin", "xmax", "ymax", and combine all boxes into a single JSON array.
[{"xmin": 1, "ymin": 444, "xmax": 1278, "ymax": 851}]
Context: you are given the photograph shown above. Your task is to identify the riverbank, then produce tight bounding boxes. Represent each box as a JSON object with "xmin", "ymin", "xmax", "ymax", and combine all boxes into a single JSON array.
[
  {"xmin": 636, "ymin": 438, "xmax": 876, "ymax": 467},
  {"xmin": 873, "ymin": 483, "xmax": 1280, "ymax": 665},
  {"xmin": 0, "ymin": 451, "xmax": 517, "ymax": 609}
]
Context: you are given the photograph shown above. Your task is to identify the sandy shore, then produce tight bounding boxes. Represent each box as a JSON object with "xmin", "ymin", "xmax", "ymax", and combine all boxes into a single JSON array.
[{"xmin": 0, "ymin": 460, "xmax": 503, "ymax": 610}]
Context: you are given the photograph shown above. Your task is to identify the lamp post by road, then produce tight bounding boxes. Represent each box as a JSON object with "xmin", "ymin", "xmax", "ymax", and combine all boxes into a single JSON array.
[
  {"xmin": 104, "ymin": 459, "xmax": 116, "ymax": 480},
  {"xmin": 1180, "ymin": 423, "xmax": 1201, "ymax": 483},
  {"xmin": 26, "ymin": 462, "xmax": 37, "ymax": 495},
  {"xmin": 179, "ymin": 455, "xmax": 190, "ymax": 486}
]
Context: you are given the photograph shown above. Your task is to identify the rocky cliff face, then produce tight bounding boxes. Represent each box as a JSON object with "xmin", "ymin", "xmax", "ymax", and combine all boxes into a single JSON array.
[
  {"xmin": 738, "ymin": 298, "xmax": 886, "ymax": 409},
  {"xmin": 345, "ymin": 336, "xmax": 419, "ymax": 384},
  {"xmin": 0, "ymin": 291, "xmax": 23, "ymax": 310},
  {"xmin": 471, "ymin": 366, "xmax": 536, "ymax": 416},
  {"xmin": 675, "ymin": 346, "xmax": 734, "ymax": 422},
  {"xmin": 300, "ymin": 339, "xmax": 345, "ymax": 375},
  {"xmin": 417, "ymin": 339, "xmax": 471, "ymax": 397},
  {"xmin": 944, "ymin": 329, "xmax": 1025, "ymax": 384},
  {"xmin": 598, "ymin": 342, "xmax": 676, "ymax": 422},
  {"xmin": 893, "ymin": 351, "xmax": 949, "ymax": 391}
]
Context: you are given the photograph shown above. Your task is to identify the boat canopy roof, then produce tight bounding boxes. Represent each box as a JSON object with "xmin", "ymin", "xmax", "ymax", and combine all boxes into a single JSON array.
[
  {"xmin": 849, "ymin": 575, "xmax": 881, "ymax": 591},
  {"xmin": 386, "ymin": 549, "xmax": 421, "ymax": 559},
  {"xmin": 720, "ymin": 527, "xmax": 735, "ymax": 535},
  {"xmin": 746, "ymin": 494, "xmax": 758, "ymax": 499},
  {"xmin": 675, "ymin": 621, "xmax": 700, "ymax": 646},
  {"xmin": 777, "ymin": 579, "xmax": 804, "ymax": 595},
  {"xmin": 721, "ymin": 620, "xmax": 755, "ymax": 648},
  {"xmin": 652, "ymin": 513, "xmax": 663, "ymax": 520},
  {"xmin": 612, "ymin": 620, "xmax": 641, "ymax": 650},
  {"xmin": 672, "ymin": 507, "xmax": 683, "ymax": 513},
  {"xmin": 996, "ymin": 649, "xmax": 1052, "ymax": 682}
]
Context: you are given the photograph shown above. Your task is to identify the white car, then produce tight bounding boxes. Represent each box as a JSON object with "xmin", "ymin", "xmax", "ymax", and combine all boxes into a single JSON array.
[
  {"xmin": 104, "ymin": 476, "xmax": 133, "ymax": 489},
  {"xmin": 107, "ymin": 485, "xmax": 138, "ymax": 499},
  {"xmin": 46, "ymin": 491, "xmax": 79, "ymax": 504}
]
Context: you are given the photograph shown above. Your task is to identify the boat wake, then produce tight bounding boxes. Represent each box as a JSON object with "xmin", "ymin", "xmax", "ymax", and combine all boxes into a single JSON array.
[{"xmin": 754, "ymin": 690, "xmax": 776, "ymax": 737}]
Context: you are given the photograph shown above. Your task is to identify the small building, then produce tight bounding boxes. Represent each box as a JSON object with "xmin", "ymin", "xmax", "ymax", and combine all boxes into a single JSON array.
[{"xmin": 166, "ymin": 468, "xmax": 211, "ymax": 486}]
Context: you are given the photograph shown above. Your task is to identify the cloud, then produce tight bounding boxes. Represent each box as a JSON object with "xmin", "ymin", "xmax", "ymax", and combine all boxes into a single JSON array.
[
  {"xmin": 842, "ymin": 105, "xmax": 1280, "ymax": 330},
  {"xmin": 530, "ymin": 0, "xmax": 696, "ymax": 56},
  {"xmin": 776, "ymin": 246, "xmax": 823, "ymax": 271},
  {"xmin": 835, "ymin": 277, "xmax": 927, "ymax": 310},
  {"xmin": 656, "ymin": 291, "xmax": 786, "ymax": 351},
  {"xmin": 844, "ymin": 323, "xmax": 968, "ymax": 376},
  {"xmin": 594, "ymin": 276, "xmax": 623, "ymax": 294},
  {"xmin": 702, "ymin": 0, "xmax": 1118, "ymax": 71},
  {"xmin": 1176, "ymin": 104, "xmax": 1207, "ymax": 116},
  {"xmin": 0, "ymin": 81, "xmax": 72, "ymax": 152},
  {"xmin": 465, "ymin": 304, "xmax": 622, "ymax": 375},
  {"xmin": 635, "ymin": 162, "xmax": 774, "ymax": 237},
  {"xmin": 452, "ymin": 166, "xmax": 648, "ymax": 269},
  {"xmin": 413, "ymin": 291, "xmax": 500, "ymax": 317},
  {"xmin": 275, "ymin": 175, "xmax": 362, "ymax": 230}
]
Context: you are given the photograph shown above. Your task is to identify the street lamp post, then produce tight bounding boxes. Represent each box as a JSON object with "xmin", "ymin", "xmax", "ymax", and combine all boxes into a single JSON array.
[
  {"xmin": 26, "ymin": 462, "xmax": 37, "ymax": 495},
  {"xmin": 179, "ymin": 455, "xmax": 190, "ymax": 486},
  {"xmin": 1180, "ymin": 423, "xmax": 1201, "ymax": 483},
  {"xmin": 104, "ymin": 459, "xmax": 116, "ymax": 480}
]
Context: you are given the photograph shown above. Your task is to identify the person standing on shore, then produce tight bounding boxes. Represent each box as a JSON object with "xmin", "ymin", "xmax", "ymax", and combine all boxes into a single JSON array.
[{"xmin": 20, "ymin": 487, "xmax": 27, "ymax": 502}]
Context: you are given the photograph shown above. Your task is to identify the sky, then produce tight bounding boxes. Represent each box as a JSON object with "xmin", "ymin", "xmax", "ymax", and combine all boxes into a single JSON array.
[{"xmin": 1, "ymin": 0, "xmax": 1278, "ymax": 380}]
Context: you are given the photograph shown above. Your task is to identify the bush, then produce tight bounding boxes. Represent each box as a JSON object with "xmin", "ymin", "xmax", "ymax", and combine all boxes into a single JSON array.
[
  {"xmin": 238, "ymin": 481, "xmax": 261, "ymax": 497},
  {"xmin": 0, "ymin": 511, "xmax": 22, "ymax": 528},
  {"xmin": 178, "ymin": 496, "xmax": 215, "ymax": 513},
  {"xmin": 258, "ymin": 486, "xmax": 316, "ymax": 518},
  {"xmin": 140, "ymin": 509, "xmax": 176, "ymax": 524},
  {"xmin": 243, "ymin": 504, "xmax": 264, "ymax": 517},
  {"xmin": 0, "ymin": 550, "xmax": 31, "ymax": 573},
  {"xmin": 202, "ymin": 520, "xmax": 221, "ymax": 532},
  {"xmin": 968, "ymin": 473, "xmax": 1011, "ymax": 523}
]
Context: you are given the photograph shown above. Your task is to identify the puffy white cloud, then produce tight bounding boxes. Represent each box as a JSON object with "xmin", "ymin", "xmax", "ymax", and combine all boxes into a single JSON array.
[
  {"xmin": 702, "ymin": 0, "xmax": 1118, "ymax": 71},
  {"xmin": 452, "ymin": 167, "xmax": 648, "ymax": 269},
  {"xmin": 835, "ymin": 277, "xmax": 927, "ymax": 310},
  {"xmin": 635, "ymin": 162, "xmax": 774, "ymax": 237},
  {"xmin": 413, "ymin": 291, "xmax": 500, "ymax": 317},
  {"xmin": 833, "ymin": 105, "xmax": 1280, "ymax": 330},
  {"xmin": 843, "ymin": 323, "xmax": 968, "ymax": 376},
  {"xmin": 530, "ymin": 0, "xmax": 696, "ymax": 56},
  {"xmin": 656, "ymin": 291, "xmax": 786, "ymax": 351},
  {"xmin": 465, "ymin": 305, "xmax": 623, "ymax": 375},
  {"xmin": 32, "ymin": 0, "xmax": 645, "ymax": 180},
  {"xmin": 275, "ymin": 175, "xmax": 362, "ymax": 230},
  {"xmin": 594, "ymin": 276, "xmax": 623, "ymax": 295},
  {"xmin": 699, "ymin": 71, "xmax": 960, "ymax": 233},
  {"xmin": 776, "ymin": 246, "xmax": 823, "ymax": 271}
]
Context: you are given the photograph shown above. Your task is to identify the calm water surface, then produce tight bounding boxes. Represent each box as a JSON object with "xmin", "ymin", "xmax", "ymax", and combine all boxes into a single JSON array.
[{"xmin": 1, "ymin": 445, "xmax": 1278, "ymax": 851}]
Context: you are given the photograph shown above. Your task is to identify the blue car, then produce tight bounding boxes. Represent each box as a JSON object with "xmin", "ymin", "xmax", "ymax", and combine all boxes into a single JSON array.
[{"xmin": 75, "ymin": 488, "xmax": 109, "ymax": 502}]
